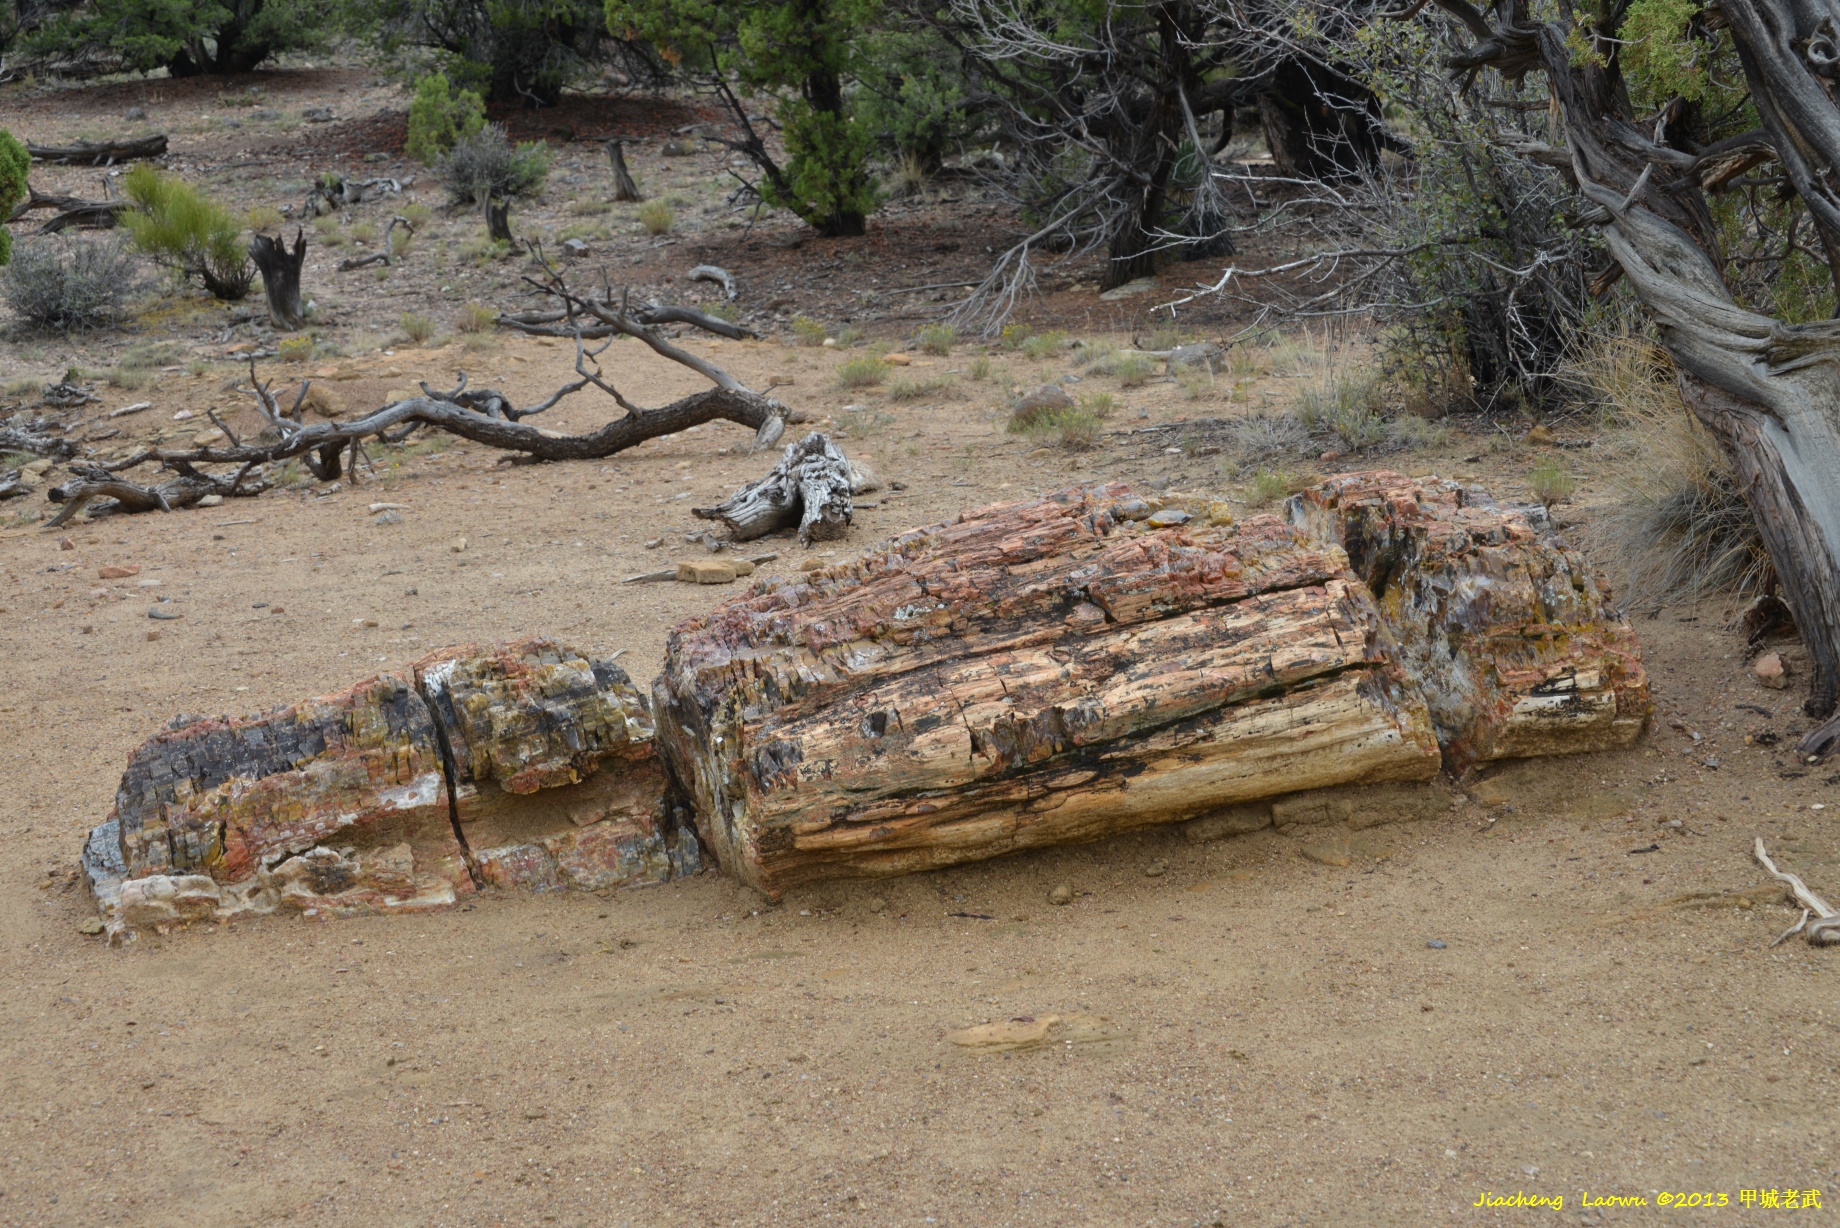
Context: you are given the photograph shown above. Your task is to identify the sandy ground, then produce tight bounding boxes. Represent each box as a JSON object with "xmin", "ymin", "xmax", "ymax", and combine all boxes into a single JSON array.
[{"xmin": 0, "ymin": 329, "xmax": 1836, "ymax": 1228}]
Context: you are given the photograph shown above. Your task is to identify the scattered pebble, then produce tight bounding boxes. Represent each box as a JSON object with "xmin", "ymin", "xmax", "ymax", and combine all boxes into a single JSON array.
[
  {"xmin": 148, "ymin": 608, "xmax": 181, "ymax": 621},
  {"xmin": 867, "ymin": 897, "xmax": 887, "ymax": 914},
  {"xmin": 1048, "ymin": 884, "xmax": 1074, "ymax": 906},
  {"xmin": 645, "ymin": 537, "xmax": 663, "ymax": 549},
  {"xmin": 98, "ymin": 565, "xmax": 140, "ymax": 580},
  {"xmin": 1143, "ymin": 860, "xmax": 1167, "ymax": 878},
  {"xmin": 78, "ymin": 917, "xmax": 104, "ymax": 935},
  {"xmin": 1426, "ymin": 940, "xmax": 1447, "ymax": 949},
  {"xmin": 450, "ymin": 536, "xmax": 468, "ymax": 553},
  {"xmin": 1754, "ymin": 652, "xmax": 1787, "ymax": 689}
]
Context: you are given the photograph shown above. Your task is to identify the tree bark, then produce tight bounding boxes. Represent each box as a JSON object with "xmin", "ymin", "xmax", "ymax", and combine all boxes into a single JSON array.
[
  {"xmin": 25, "ymin": 136, "xmax": 168, "ymax": 164},
  {"xmin": 248, "ymin": 229, "xmax": 307, "ymax": 331},
  {"xmin": 485, "ymin": 198, "xmax": 514, "ymax": 244},
  {"xmin": 606, "ymin": 140, "xmax": 642, "ymax": 202},
  {"xmin": 1256, "ymin": 57, "xmax": 1400, "ymax": 181}
]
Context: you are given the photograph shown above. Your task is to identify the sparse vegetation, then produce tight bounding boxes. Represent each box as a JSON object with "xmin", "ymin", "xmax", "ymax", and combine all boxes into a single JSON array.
[
  {"xmin": 638, "ymin": 200, "xmax": 674, "ymax": 235},
  {"xmin": 1077, "ymin": 391, "xmax": 1116, "ymax": 419},
  {"xmin": 791, "ymin": 316, "xmax": 828, "ymax": 347},
  {"xmin": 245, "ymin": 204, "xmax": 285, "ymax": 232},
  {"xmin": 1108, "ymin": 352, "xmax": 1155, "ymax": 387},
  {"xmin": 1527, "ymin": 457, "xmax": 1576, "ymax": 508},
  {"xmin": 2, "ymin": 236, "xmax": 137, "ymax": 330},
  {"xmin": 889, "ymin": 375, "xmax": 953, "ymax": 401},
  {"xmin": 120, "ymin": 165, "xmax": 252, "ymax": 300},
  {"xmin": 1017, "ymin": 407, "xmax": 1102, "ymax": 451},
  {"xmin": 916, "ymin": 322, "xmax": 956, "ymax": 355},
  {"xmin": 400, "ymin": 312, "xmax": 436, "ymax": 345},
  {"xmin": 277, "ymin": 336, "xmax": 314, "ymax": 362},
  {"xmin": 969, "ymin": 355, "xmax": 993, "ymax": 380},
  {"xmin": 1250, "ymin": 469, "xmax": 1300, "ymax": 507},
  {"xmin": 456, "ymin": 303, "xmax": 495, "ymax": 333},
  {"xmin": 1020, "ymin": 330, "xmax": 1067, "ymax": 361},
  {"xmin": 836, "ymin": 356, "xmax": 888, "ymax": 388},
  {"xmin": 438, "ymin": 124, "xmax": 550, "ymax": 205}
]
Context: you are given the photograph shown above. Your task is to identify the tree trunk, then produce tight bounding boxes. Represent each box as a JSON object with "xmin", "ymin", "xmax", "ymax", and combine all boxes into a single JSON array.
[
  {"xmin": 606, "ymin": 140, "xmax": 642, "ymax": 202},
  {"xmin": 655, "ymin": 477, "xmax": 1647, "ymax": 897},
  {"xmin": 1256, "ymin": 57, "xmax": 1398, "ymax": 180},
  {"xmin": 248, "ymin": 228, "xmax": 307, "ymax": 331},
  {"xmin": 485, "ymin": 198, "xmax": 514, "ymax": 243},
  {"xmin": 25, "ymin": 136, "xmax": 168, "ymax": 164}
]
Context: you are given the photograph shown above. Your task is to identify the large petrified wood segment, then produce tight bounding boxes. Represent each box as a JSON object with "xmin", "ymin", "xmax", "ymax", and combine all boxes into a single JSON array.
[
  {"xmin": 82, "ymin": 639, "xmax": 697, "ymax": 941},
  {"xmin": 415, "ymin": 639, "xmax": 700, "ymax": 892},
  {"xmin": 654, "ymin": 484, "xmax": 1443, "ymax": 896},
  {"xmin": 82, "ymin": 673, "xmax": 469, "ymax": 938},
  {"xmin": 1289, "ymin": 471, "xmax": 1650, "ymax": 770}
]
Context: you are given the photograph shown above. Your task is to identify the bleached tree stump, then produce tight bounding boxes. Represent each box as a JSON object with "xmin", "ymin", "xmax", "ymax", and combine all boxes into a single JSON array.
[{"xmin": 693, "ymin": 432, "xmax": 853, "ymax": 545}]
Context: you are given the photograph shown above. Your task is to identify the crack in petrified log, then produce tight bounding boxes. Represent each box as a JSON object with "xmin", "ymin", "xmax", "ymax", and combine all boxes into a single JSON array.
[
  {"xmin": 78, "ymin": 473, "xmax": 1652, "ymax": 933},
  {"xmin": 80, "ymin": 639, "xmax": 697, "ymax": 943}
]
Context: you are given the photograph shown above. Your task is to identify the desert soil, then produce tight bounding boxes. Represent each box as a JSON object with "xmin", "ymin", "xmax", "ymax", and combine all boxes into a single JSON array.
[{"xmin": 2, "ymin": 66, "xmax": 1837, "ymax": 1228}]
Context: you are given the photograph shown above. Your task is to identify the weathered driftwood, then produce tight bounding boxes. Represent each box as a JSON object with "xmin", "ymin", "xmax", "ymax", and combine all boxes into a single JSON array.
[
  {"xmin": 1754, "ymin": 837, "xmax": 1840, "ymax": 946},
  {"xmin": 692, "ymin": 432, "xmax": 853, "ymax": 545},
  {"xmin": 7, "ymin": 185, "xmax": 129, "ymax": 231},
  {"xmin": 1287, "ymin": 472, "xmax": 1650, "ymax": 771},
  {"xmin": 655, "ymin": 484, "xmax": 1445, "ymax": 896},
  {"xmin": 80, "ymin": 639, "xmax": 697, "ymax": 942},
  {"xmin": 26, "ymin": 135, "xmax": 168, "ymax": 164}
]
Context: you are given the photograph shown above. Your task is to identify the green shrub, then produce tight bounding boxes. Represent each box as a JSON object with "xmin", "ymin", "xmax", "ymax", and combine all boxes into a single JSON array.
[
  {"xmin": 1078, "ymin": 391, "xmax": 1116, "ymax": 418},
  {"xmin": 1017, "ymin": 407, "xmax": 1101, "ymax": 451},
  {"xmin": 999, "ymin": 322, "xmax": 1032, "ymax": 350},
  {"xmin": 1297, "ymin": 372, "xmax": 1389, "ymax": 451},
  {"xmin": 400, "ymin": 311, "xmax": 436, "ymax": 344},
  {"xmin": 1020, "ymin": 330, "xmax": 1067, "ymax": 360},
  {"xmin": 245, "ymin": 204, "xmax": 285, "ymax": 231},
  {"xmin": 1528, "ymin": 457, "xmax": 1577, "ymax": 507},
  {"xmin": 835, "ymin": 325, "xmax": 864, "ymax": 347},
  {"xmin": 638, "ymin": 200, "xmax": 674, "ymax": 235},
  {"xmin": 405, "ymin": 72, "xmax": 487, "ymax": 165},
  {"xmin": 0, "ymin": 131, "xmax": 25, "ymax": 267},
  {"xmin": 1109, "ymin": 352, "xmax": 1155, "ymax": 387},
  {"xmin": 2, "ymin": 236, "xmax": 137, "ymax": 330},
  {"xmin": 915, "ymin": 322, "xmax": 956, "ymax": 355},
  {"xmin": 969, "ymin": 355, "xmax": 993, "ymax": 380},
  {"xmin": 888, "ymin": 375, "xmax": 952, "ymax": 401},
  {"xmin": 836, "ymin": 356, "xmax": 888, "ymax": 388},
  {"xmin": 439, "ymin": 124, "xmax": 549, "ymax": 204},
  {"xmin": 791, "ymin": 316, "xmax": 828, "ymax": 347},
  {"xmin": 277, "ymin": 336, "xmax": 314, "ymax": 362},
  {"xmin": 1249, "ymin": 469, "xmax": 1298, "ymax": 507},
  {"xmin": 120, "ymin": 165, "xmax": 251, "ymax": 300},
  {"xmin": 456, "ymin": 303, "xmax": 495, "ymax": 333},
  {"xmin": 402, "ymin": 203, "xmax": 433, "ymax": 227}
]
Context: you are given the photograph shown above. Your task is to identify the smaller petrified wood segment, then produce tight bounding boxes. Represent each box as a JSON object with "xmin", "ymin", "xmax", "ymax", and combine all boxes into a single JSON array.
[
  {"xmin": 82, "ymin": 639, "xmax": 695, "ymax": 941},
  {"xmin": 1288, "ymin": 471, "xmax": 1650, "ymax": 769},
  {"xmin": 655, "ymin": 484, "xmax": 1444, "ymax": 896}
]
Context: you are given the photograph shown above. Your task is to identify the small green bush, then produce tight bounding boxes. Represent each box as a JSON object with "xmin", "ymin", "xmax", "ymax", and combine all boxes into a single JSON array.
[
  {"xmin": 277, "ymin": 336, "xmax": 314, "ymax": 362},
  {"xmin": 1020, "ymin": 330, "xmax": 1067, "ymax": 360},
  {"xmin": 402, "ymin": 203, "xmax": 433, "ymax": 228},
  {"xmin": 1109, "ymin": 353, "xmax": 1155, "ymax": 387},
  {"xmin": 1018, "ymin": 407, "xmax": 1101, "ymax": 451},
  {"xmin": 400, "ymin": 312, "xmax": 436, "ymax": 344},
  {"xmin": 836, "ymin": 356, "xmax": 887, "ymax": 388},
  {"xmin": 246, "ymin": 204, "xmax": 285, "ymax": 231},
  {"xmin": 915, "ymin": 322, "xmax": 956, "ymax": 355},
  {"xmin": 1249, "ymin": 469, "xmax": 1298, "ymax": 507},
  {"xmin": 406, "ymin": 72, "xmax": 487, "ymax": 165},
  {"xmin": 999, "ymin": 322, "xmax": 1032, "ymax": 350},
  {"xmin": 835, "ymin": 325, "xmax": 864, "ymax": 348},
  {"xmin": 0, "ymin": 130, "xmax": 29, "ymax": 266},
  {"xmin": 889, "ymin": 374, "xmax": 952, "ymax": 401},
  {"xmin": 791, "ymin": 316, "xmax": 828, "ymax": 347},
  {"xmin": 121, "ymin": 165, "xmax": 251, "ymax": 300},
  {"xmin": 456, "ymin": 303, "xmax": 495, "ymax": 333},
  {"xmin": 439, "ymin": 124, "xmax": 549, "ymax": 205},
  {"xmin": 969, "ymin": 355, "xmax": 993, "ymax": 380},
  {"xmin": 1528, "ymin": 457, "xmax": 1577, "ymax": 507},
  {"xmin": 1078, "ymin": 391, "xmax": 1117, "ymax": 418},
  {"xmin": 638, "ymin": 200, "xmax": 674, "ymax": 235},
  {"xmin": 2, "ymin": 236, "xmax": 137, "ymax": 330}
]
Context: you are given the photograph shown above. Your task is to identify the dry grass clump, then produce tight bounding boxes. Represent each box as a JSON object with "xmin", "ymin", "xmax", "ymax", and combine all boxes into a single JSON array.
[
  {"xmin": 835, "ymin": 356, "xmax": 887, "ymax": 389},
  {"xmin": 1577, "ymin": 334, "xmax": 1770, "ymax": 602}
]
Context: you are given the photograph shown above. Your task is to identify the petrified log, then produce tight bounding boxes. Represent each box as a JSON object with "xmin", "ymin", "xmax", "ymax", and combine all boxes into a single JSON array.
[
  {"xmin": 655, "ymin": 484, "xmax": 1446, "ymax": 896},
  {"xmin": 1287, "ymin": 471, "xmax": 1650, "ymax": 770},
  {"xmin": 81, "ymin": 638, "xmax": 696, "ymax": 941},
  {"xmin": 693, "ymin": 431, "xmax": 852, "ymax": 545}
]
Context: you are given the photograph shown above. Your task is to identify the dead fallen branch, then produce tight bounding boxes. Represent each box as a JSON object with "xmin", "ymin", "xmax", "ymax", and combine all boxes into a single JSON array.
[
  {"xmin": 7, "ymin": 185, "xmax": 128, "ymax": 231},
  {"xmin": 336, "ymin": 217, "xmax": 414, "ymax": 271},
  {"xmin": 693, "ymin": 432, "xmax": 853, "ymax": 545},
  {"xmin": 1754, "ymin": 836, "xmax": 1840, "ymax": 945},
  {"xmin": 498, "ymin": 303, "xmax": 757, "ymax": 342},
  {"xmin": 26, "ymin": 135, "xmax": 168, "ymax": 164},
  {"xmin": 0, "ymin": 419, "xmax": 82, "ymax": 460},
  {"xmin": 32, "ymin": 256, "xmax": 798, "ymax": 524},
  {"xmin": 689, "ymin": 264, "xmax": 737, "ymax": 300}
]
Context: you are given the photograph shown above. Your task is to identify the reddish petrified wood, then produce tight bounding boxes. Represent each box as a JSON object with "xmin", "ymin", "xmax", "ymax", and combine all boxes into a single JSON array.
[
  {"xmin": 1288, "ymin": 471, "xmax": 1651, "ymax": 770},
  {"xmin": 654, "ymin": 484, "xmax": 1444, "ymax": 897}
]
